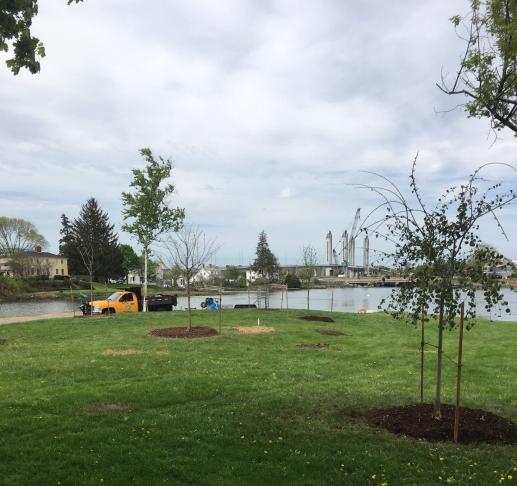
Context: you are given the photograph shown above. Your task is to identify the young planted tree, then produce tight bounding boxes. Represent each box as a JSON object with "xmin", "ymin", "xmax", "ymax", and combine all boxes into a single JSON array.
[
  {"xmin": 121, "ymin": 148, "xmax": 184, "ymax": 311},
  {"xmin": 358, "ymin": 159, "xmax": 516, "ymax": 419},
  {"xmin": 438, "ymin": 0, "xmax": 517, "ymax": 135},
  {"xmin": 161, "ymin": 225, "xmax": 217, "ymax": 330},
  {"xmin": 298, "ymin": 245, "xmax": 318, "ymax": 312},
  {"xmin": 252, "ymin": 230, "xmax": 279, "ymax": 281}
]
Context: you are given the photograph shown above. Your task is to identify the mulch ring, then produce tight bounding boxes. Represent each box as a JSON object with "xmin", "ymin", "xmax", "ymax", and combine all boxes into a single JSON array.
[
  {"xmin": 298, "ymin": 315, "xmax": 335, "ymax": 323},
  {"xmin": 367, "ymin": 403, "xmax": 517, "ymax": 444},
  {"xmin": 296, "ymin": 343, "xmax": 330, "ymax": 349},
  {"xmin": 315, "ymin": 329, "xmax": 345, "ymax": 336},
  {"xmin": 150, "ymin": 326, "xmax": 218, "ymax": 339},
  {"xmin": 0, "ymin": 339, "xmax": 8, "ymax": 346}
]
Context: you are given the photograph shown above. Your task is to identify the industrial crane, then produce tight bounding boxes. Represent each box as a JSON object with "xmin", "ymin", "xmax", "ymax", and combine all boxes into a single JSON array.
[{"xmin": 334, "ymin": 208, "xmax": 361, "ymax": 271}]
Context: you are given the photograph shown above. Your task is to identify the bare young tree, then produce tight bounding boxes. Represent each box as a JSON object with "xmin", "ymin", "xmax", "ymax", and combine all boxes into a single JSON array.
[
  {"xmin": 357, "ymin": 158, "xmax": 516, "ymax": 419},
  {"xmin": 76, "ymin": 236, "xmax": 95, "ymax": 314},
  {"xmin": 298, "ymin": 245, "xmax": 318, "ymax": 312},
  {"xmin": 161, "ymin": 225, "xmax": 218, "ymax": 330}
]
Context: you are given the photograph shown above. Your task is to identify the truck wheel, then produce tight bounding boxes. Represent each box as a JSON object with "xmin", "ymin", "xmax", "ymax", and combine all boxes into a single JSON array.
[{"xmin": 102, "ymin": 308, "xmax": 115, "ymax": 315}]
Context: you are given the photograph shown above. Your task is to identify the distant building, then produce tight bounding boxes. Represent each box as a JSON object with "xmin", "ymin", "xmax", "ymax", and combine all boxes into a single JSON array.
[{"xmin": 0, "ymin": 246, "xmax": 68, "ymax": 278}]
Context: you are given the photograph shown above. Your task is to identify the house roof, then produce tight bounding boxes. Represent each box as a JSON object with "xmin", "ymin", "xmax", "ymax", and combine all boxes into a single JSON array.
[{"xmin": 22, "ymin": 251, "xmax": 64, "ymax": 258}]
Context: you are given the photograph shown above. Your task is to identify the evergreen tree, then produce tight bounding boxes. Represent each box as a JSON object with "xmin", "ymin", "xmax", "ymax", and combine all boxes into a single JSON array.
[
  {"xmin": 252, "ymin": 230, "xmax": 279, "ymax": 279},
  {"xmin": 59, "ymin": 214, "xmax": 82, "ymax": 274},
  {"xmin": 65, "ymin": 198, "xmax": 122, "ymax": 281}
]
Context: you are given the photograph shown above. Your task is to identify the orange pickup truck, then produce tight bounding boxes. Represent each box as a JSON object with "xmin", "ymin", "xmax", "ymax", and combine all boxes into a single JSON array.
[{"xmin": 80, "ymin": 287, "xmax": 177, "ymax": 315}]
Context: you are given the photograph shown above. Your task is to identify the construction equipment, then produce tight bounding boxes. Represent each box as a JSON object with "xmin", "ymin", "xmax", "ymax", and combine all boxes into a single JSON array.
[{"xmin": 335, "ymin": 208, "xmax": 361, "ymax": 271}]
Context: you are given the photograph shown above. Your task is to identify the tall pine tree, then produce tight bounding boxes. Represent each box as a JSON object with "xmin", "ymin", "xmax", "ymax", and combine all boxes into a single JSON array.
[
  {"xmin": 59, "ymin": 214, "xmax": 82, "ymax": 275},
  {"xmin": 252, "ymin": 230, "xmax": 279, "ymax": 280},
  {"xmin": 61, "ymin": 198, "xmax": 122, "ymax": 281}
]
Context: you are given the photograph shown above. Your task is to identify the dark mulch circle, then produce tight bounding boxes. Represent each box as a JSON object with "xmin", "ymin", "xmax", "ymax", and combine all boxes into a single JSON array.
[
  {"xmin": 296, "ymin": 343, "xmax": 330, "ymax": 349},
  {"xmin": 315, "ymin": 329, "xmax": 345, "ymax": 336},
  {"xmin": 367, "ymin": 403, "xmax": 517, "ymax": 444},
  {"xmin": 0, "ymin": 338, "xmax": 8, "ymax": 346},
  {"xmin": 150, "ymin": 326, "xmax": 218, "ymax": 339},
  {"xmin": 298, "ymin": 315, "xmax": 335, "ymax": 323}
]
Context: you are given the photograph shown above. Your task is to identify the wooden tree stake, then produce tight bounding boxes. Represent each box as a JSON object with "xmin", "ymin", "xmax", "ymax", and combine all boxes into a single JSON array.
[
  {"xmin": 218, "ymin": 288, "xmax": 223, "ymax": 335},
  {"xmin": 454, "ymin": 302, "xmax": 465, "ymax": 443},
  {"xmin": 420, "ymin": 306, "xmax": 425, "ymax": 404}
]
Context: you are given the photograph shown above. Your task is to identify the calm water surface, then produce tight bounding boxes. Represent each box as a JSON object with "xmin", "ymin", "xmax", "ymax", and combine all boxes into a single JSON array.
[{"xmin": 1, "ymin": 288, "xmax": 516, "ymax": 321}]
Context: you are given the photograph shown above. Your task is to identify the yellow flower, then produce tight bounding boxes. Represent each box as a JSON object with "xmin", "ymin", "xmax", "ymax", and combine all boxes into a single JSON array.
[{"xmin": 372, "ymin": 474, "xmax": 377, "ymax": 479}]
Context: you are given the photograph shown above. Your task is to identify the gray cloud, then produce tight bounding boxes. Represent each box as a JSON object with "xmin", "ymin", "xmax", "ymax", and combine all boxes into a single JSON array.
[{"xmin": 0, "ymin": 0, "xmax": 515, "ymax": 264}]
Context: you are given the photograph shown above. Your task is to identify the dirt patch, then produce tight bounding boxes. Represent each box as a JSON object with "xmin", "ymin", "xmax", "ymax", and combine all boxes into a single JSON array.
[
  {"xmin": 83, "ymin": 403, "xmax": 131, "ymax": 415},
  {"xmin": 150, "ymin": 326, "xmax": 218, "ymax": 339},
  {"xmin": 367, "ymin": 403, "xmax": 517, "ymax": 444},
  {"xmin": 298, "ymin": 315, "xmax": 335, "ymax": 323},
  {"xmin": 155, "ymin": 351, "xmax": 169, "ymax": 356},
  {"xmin": 234, "ymin": 326, "xmax": 275, "ymax": 334},
  {"xmin": 0, "ymin": 338, "xmax": 8, "ymax": 346},
  {"xmin": 315, "ymin": 329, "xmax": 345, "ymax": 336},
  {"xmin": 296, "ymin": 343, "xmax": 330, "ymax": 349},
  {"xmin": 101, "ymin": 349, "xmax": 143, "ymax": 356}
]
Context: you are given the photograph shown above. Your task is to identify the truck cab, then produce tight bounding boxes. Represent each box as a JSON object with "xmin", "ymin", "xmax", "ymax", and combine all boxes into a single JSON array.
[{"xmin": 82, "ymin": 290, "xmax": 139, "ymax": 315}]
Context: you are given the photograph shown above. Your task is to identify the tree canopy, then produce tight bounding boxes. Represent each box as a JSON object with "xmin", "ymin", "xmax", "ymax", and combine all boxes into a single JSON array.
[
  {"xmin": 0, "ymin": 216, "xmax": 47, "ymax": 256},
  {"xmin": 119, "ymin": 244, "xmax": 140, "ymax": 280},
  {"xmin": 121, "ymin": 149, "xmax": 184, "ymax": 252},
  {"xmin": 0, "ymin": 0, "xmax": 83, "ymax": 75},
  {"xmin": 439, "ymin": 0, "xmax": 517, "ymax": 135}
]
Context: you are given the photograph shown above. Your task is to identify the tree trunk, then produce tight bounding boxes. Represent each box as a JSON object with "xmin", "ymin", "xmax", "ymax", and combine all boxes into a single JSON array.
[
  {"xmin": 187, "ymin": 278, "xmax": 192, "ymax": 331},
  {"xmin": 420, "ymin": 307, "xmax": 425, "ymax": 405},
  {"xmin": 89, "ymin": 268, "xmax": 93, "ymax": 316},
  {"xmin": 143, "ymin": 247, "xmax": 148, "ymax": 312},
  {"xmin": 434, "ymin": 302, "xmax": 445, "ymax": 419},
  {"xmin": 307, "ymin": 286, "xmax": 310, "ymax": 312}
]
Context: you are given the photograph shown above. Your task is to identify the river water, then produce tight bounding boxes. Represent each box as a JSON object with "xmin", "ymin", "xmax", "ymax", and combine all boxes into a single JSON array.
[{"xmin": 1, "ymin": 288, "xmax": 516, "ymax": 321}]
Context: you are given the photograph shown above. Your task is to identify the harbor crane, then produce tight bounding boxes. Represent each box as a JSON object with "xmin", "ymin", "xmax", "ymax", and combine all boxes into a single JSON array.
[{"xmin": 333, "ymin": 208, "xmax": 362, "ymax": 275}]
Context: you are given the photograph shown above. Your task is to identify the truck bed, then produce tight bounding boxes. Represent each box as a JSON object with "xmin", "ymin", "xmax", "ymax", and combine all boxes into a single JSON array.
[{"xmin": 147, "ymin": 294, "xmax": 178, "ymax": 311}]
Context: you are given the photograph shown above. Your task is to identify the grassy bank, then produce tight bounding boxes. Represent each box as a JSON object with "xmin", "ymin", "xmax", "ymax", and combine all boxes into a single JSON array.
[
  {"xmin": 0, "ymin": 283, "xmax": 221, "ymax": 302},
  {"xmin": 0, "ymin": 310, "xmax": 516, "ymax": 485}
]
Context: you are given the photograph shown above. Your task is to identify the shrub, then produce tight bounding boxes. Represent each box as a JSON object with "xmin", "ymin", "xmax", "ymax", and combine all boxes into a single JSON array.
[
  {"xmin": 0, "ymin": 276, "xmax": 30, "ymax": 296},
  {"xmin": 283, "ymin": 273, "xmax": 301, "ymax": 289}
]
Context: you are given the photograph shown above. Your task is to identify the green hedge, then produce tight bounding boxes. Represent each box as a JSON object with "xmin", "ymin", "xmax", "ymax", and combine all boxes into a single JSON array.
[{"xmin": 0, "ymin": 276, "xmax": 30, "ymax": 296}]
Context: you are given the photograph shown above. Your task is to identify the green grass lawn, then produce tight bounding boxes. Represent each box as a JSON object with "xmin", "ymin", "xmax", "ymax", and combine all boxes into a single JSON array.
[{"xmin": 0, "ymin": 310, "xmax": 516, "ymax": 485}]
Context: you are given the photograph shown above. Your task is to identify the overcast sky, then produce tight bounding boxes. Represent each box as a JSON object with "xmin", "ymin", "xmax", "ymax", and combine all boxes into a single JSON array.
[{"xmin": 1, "ymin": 0, "xmax": 516, "ymax": 266}]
